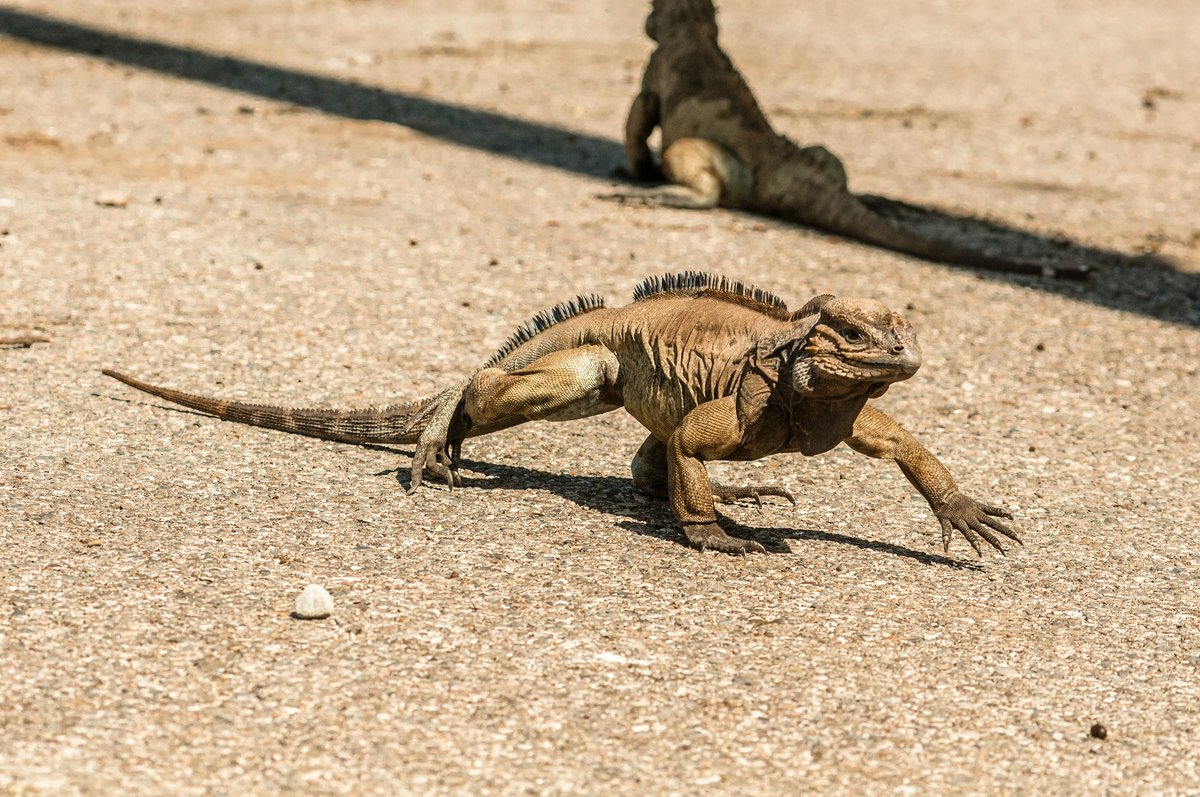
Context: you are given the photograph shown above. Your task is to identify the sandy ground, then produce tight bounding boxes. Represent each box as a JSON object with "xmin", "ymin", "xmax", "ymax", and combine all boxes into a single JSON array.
[{"xmin": 2, "ymin": 1, "xmax": 1199, "ymax": 794}]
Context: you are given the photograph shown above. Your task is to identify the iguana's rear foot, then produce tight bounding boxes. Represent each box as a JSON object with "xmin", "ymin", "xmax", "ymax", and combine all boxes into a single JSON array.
[
  {"xmin": 407, "ymin": 439, "xmax": 462, "ymax": 494},
  {"xmin": 682, "ymin": 523, "xmax": 766, "ymax": 555},
  {"xmin": 711, "ymin": 483, "xmax": 796, "ymax": 508},
  {"xmin": 404, "ymin": 381, "xmax": 470, "ymax": 493}
]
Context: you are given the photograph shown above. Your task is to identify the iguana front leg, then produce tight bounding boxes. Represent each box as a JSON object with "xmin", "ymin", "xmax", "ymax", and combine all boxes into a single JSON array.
[
  {"xmin": 845, "ymin": 405, "xmax": 1021, "ymax": 556},
  {"xmin": 623, "ymin": 90, "xmax": 662, "ymax": 181},
  {"xmin": 667, "ymin": 398, "xmax": 767, "ymax": 554},
  {"xmin": 633, "ymin": 432, "xmax": 793, "ymax": 507}
]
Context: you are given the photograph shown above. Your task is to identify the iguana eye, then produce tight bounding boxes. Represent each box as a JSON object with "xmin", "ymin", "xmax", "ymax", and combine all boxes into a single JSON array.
[{"xmin": 842, "ymin": 328, "xmax": 864, "ymax": 343}]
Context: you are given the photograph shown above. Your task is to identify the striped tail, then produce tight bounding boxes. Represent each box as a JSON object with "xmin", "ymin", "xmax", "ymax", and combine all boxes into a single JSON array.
[{"xmin": 102, "ymin": 369, "xmax": 427, "ymax": 444}]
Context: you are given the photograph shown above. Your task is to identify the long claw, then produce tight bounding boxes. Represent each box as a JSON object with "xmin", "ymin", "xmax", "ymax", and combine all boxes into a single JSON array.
[
  {"xmin": 981, "ymin": 513, "xmax": 1022, "ymax": 544},
  {"xmin": 933, "ymin": 492, "xmax": 1022, "ymax": 557},
  {"xmin": 957, "ymin": 520, "xmax": 982, "ymax": 557},
  {"xmin": 979, "ymin": 502, "xmax": 1014, "ymax": 519},
  {"xmin": 406, "ymin": 458, "xmax": 425, "ymax": 495},
  {"xmin": 968, "ymin": 518, "xmax": 1006, "ymax": 554},
  {"xmin": 711, "ymin": 484, "xmax": 794, "ymax": 506}
]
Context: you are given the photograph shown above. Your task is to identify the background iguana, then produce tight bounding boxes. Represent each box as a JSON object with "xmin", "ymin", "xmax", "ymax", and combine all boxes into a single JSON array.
[
  {"xmin": 610, "ymin": 0, "xmax": 1089, "ymax": 280},
  {"xmin": 104, "ymin": 272, "xmax": 1019, "ymax": 556}
]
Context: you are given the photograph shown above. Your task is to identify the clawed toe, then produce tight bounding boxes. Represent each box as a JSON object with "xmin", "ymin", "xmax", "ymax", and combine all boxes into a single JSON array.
[
  {"xmin": 596, "ymin": 191, "xmax": 649, "ymax": 206},
  {"xmin": 711, "ymin": 483, "xmax": 795, "ymax": 507},
  {"xmin": 407, "ymin": 440, "xmax": 463, "ymax": 493},
  {"xmin": 682, "ymin": 523, "xmax": 766, "ymax": 555}
]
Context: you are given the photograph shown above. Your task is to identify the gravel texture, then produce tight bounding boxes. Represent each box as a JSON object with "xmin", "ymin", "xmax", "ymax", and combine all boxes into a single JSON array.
[{"xmin": 1, "ymin": 1, "xmax": 1199, "ymax": 794}]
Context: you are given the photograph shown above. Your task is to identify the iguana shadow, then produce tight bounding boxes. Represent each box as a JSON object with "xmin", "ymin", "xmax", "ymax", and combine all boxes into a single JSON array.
[
  {"xmin": 2, "ymin": 6, "xmax": 1197, "ymax": 326},
  {"xmin": 99, "ymin": 391, "xmax": 981, "ymax": 568},
  {"xmin": 378, "ymin": 455, "xmax": 981, "ymax": 569}
]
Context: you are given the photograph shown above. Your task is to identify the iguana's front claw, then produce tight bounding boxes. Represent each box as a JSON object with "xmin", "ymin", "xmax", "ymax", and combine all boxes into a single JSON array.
[
  {"xmin": 934, "ymin": 493, "xmax": 1020, "ymax": 557},
  {"xmin": 682, "ymin": 523, "xmax": 766, "ymax": 555},
  {"xmin": 711, "ymin": 483, "xmax": 796, "ymax": 508}
]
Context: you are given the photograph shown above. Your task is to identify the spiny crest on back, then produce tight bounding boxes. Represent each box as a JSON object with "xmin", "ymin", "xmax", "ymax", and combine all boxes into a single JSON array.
[
  {"xmin": 484, "ymin": 293, "xmax": 607, "ymax": 367},
  {"xmin": 633, "ymin": 271, "xmax": 790, "ymax": 318}
]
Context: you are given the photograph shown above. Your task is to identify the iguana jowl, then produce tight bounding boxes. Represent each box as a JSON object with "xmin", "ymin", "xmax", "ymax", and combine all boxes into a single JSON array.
[
  {"xmin": 611, "ymin": 0, "xmax": 1088, "ymax": 280},
  {"xmin": 104, "ymin": 272, "xmax": 1019, "ymax": 556}
]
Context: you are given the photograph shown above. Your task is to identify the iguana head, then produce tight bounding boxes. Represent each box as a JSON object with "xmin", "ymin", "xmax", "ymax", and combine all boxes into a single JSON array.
[
  {"xmin": 646, "ymin": 0, "xmax": 719, "ymax": 43},
  {"xmin": 765, "ymin": 295, "xmax": 921, "ymax": 399}
]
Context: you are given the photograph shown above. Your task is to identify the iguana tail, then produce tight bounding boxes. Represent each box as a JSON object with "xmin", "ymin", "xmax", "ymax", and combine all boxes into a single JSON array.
[
  {"xmin": 796, "ymin": 190, "xmax": 1090, "ymax": 280},
  {"xmin": 102, "ymin": 369, "xmax": 428, "ymax": 444}
]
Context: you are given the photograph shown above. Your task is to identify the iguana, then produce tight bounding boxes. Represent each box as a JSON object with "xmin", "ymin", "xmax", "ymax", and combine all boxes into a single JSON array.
[
  {"xmin": 608, "ymin": 0, "xmax": 1088, "ymax": 280},
  {"xmin": 103, "ymin": 272, "xmax": 1019, "ymax": 556}
]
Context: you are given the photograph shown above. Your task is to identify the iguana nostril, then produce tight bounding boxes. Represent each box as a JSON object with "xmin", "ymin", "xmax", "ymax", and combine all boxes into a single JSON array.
[{"xmin": 892, "ymin": 343, "xmax": 905, "ymax": 353}]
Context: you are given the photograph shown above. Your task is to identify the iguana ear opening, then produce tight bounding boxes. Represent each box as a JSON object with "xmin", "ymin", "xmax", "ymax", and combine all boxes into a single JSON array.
[{"xmin": 755, "ymin": 319, "xmax": 815, "ymax": 364}]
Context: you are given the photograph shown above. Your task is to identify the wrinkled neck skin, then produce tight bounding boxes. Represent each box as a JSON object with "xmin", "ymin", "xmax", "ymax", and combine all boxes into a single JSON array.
[{"xmin": 734, "ymin": 347, "xmax": 888, "ymax": 458}]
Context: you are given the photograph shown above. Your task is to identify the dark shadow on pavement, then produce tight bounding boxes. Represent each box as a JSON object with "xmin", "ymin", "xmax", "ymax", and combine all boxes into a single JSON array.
[
  {"xmin": 391, "ymin": 456, "xmax": 980, "ymax": 568},
  {"xmin": 98, "ymin": 387, "xmax": 986, "ymax": 567},
  {"xmin": 0, "ymin": 5, "xmax": 623, "ymax": 177},
  {"xmin": 11, "ymin": 5, "xmax": 1194, "ymax": 327}
]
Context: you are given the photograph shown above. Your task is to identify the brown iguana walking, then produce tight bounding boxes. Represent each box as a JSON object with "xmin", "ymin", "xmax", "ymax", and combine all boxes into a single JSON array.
[
  {"xmin": 608, "ymin": 0, "xmax": 1088, "ymax": 280},
  {"xmin": 104, "ymin": 272, "xmax": 1019, "ymax": 556}
]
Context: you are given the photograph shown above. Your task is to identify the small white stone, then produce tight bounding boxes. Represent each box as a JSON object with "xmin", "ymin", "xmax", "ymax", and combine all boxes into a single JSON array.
[{"xmin": 293, "ymin": 584, "xmax": 333, "ymax": 619}]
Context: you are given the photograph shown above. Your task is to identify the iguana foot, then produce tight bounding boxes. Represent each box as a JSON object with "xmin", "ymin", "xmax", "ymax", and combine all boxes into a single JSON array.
[
  {"xmin": 407, "ymin": 439, "xmax": 463, "ymax": 494},
  {"xmin": 711, "ymin": 483, "xmax": 796, "ymax": 508},
  {"xmin": 682, "ymin": 523, "xmax": 766, "ymax": 555},
  {"xmin": 595, "ymin": 185, "xmax": 718, "ymax": 210},
  {"xmin": 934, "ymin": 492, "xmax": 1021, "ymax": 556},
  {"xmin": 595, "ymin": 189, "xmax": 661, "ymax": 206}
]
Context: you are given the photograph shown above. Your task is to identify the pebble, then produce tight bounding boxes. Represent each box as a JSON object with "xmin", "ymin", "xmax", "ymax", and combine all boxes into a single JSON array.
[
  {"xmin": 293, "ymin": 584, "xmax": 334, "ymax": 619},
  {"xmin": 1090, "ymin": 722, "xmax": 1108, "ymax": 740}
]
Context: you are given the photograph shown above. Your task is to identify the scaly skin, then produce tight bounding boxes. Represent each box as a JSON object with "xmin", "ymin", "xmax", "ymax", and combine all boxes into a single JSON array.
[
  {"xmin": 104, "ymin": 271, "xmax": 1020, "ymax": 556},
  {"xmin": 608, "ymin": 0, "xmax": 1089, "ymax": 280}
]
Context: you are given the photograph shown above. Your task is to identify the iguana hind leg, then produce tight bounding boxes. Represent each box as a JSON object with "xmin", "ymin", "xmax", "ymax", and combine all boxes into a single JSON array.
[
  {"xmin": 465, "ymin": 345, "xmax": 622, "ymax": 425},
  {"xmin": 407, "ymin": 347, "xmax": 623, "ymax": 492},
  {"xmin": 631, "ymin": 433, "xmax": 670, "ymax": 498},
  {"xmin": 600, "ymin": 137, "xmax": 750, "ymax": 210},
  {"xmin": 405, "ymin": 381, "xmax": 469, "ymax": 494}
]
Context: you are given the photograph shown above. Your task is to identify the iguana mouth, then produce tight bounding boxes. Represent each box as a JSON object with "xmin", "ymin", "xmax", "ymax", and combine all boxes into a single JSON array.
[{"xmin": 852, "ymin": 350, "xmax": 921, "ymax": 376}]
